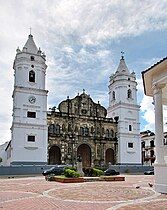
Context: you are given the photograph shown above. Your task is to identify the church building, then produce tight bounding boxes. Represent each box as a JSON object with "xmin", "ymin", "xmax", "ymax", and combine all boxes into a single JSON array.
[
  {"xmin": 47, "ymin": 91, "xmax": 118, "ymax": 167},
  {"xmin": 3, "ymin": 34, "xmax": 141, "ymax": 167}
]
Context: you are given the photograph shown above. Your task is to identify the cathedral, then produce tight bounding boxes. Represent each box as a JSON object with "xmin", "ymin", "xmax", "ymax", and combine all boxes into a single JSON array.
[
  {"xmin": 4, "ymin": 34, "xmax": 141, "ymax": 166},
  {"xmin": 48, "ymin": 91, "xmax": 118, "ymax": 167}
]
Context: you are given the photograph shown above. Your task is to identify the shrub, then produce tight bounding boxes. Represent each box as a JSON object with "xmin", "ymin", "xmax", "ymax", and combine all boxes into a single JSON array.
[
  {"xmin": 94, "ymin": 166, "xmax": 107, "ymax": 171},
  {"xmin": 0, "ymin": 157, "xmax": 2, "ymax": 163},
  {"xmin": 83, "ymin": 167, "xmax": 104, "ymax": 177},
  {"xmin": 92, "ymin": 168, "xmax": 104, "ymax": 177},
  {"xmin": 64, "ymin": 169, "xmax": 80, "ymax": 178},
  {"xmin": 64, "ymin": 166, "xmax": 77, "ymax": 171}
]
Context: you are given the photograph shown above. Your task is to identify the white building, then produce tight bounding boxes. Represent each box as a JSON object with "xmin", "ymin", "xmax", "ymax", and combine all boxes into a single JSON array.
[
  {"xmin": 142, "ymin": 57, "xmax": 167, "ymax": 194},
  {"xmin": 140, "ymin": 130, "xmax": 155, "ymax": 165},
  {"xmin": 108, "ymin": 55, "xmax": 141, "ymax": 165},
  {"xmin": 6, "ymin": 34, "xmax": 48, "ymax": 165},
  {"xmin": 0, "ymin": 141, "xmax": 9, "ymax": 165}
]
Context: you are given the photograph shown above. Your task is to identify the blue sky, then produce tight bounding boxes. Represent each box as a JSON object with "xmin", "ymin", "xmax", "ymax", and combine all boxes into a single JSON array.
[{"xmin": 0, "ymin": 0, "xmax": 167, "ymax": 144}]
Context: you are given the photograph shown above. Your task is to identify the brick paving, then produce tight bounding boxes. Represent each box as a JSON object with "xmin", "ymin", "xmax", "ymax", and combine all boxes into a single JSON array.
[{"xmin": 0, "ymin": 175, "xmax": 166, "ymax": 210}]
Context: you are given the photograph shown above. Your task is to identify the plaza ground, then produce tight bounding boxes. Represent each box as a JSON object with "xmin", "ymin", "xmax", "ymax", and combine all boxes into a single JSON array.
[{"xmin": 0, "ymin": 175, "xmax": 166, "ymax": 210}]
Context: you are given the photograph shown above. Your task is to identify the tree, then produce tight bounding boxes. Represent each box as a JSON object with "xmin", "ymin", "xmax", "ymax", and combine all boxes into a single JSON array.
[{"xmin": 0, "ymin": 157, "xmax": 2, "ymax": 163}]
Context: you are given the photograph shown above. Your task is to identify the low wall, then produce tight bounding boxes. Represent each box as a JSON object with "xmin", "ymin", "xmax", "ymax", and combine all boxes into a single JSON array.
[
  {"xmin": 0, "ymin": 164, "xmax": 154, "ymax": 176},
  {"xmin": 109, "ymin": 165, "xmax": 154, "ymax": 173},
  {"xmin": 0, "ymin": 165, "xmax": 54, "ymax": 176}
]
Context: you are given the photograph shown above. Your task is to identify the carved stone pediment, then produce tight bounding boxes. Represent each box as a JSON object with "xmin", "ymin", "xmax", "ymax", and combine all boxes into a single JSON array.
[{"xmin": 58, "ymin": 92, "xmax": 107, "ymax": 118}]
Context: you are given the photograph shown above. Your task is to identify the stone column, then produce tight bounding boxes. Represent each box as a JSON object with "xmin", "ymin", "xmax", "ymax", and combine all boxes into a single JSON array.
[{"xmin": 153, "ymin": 85, "xmax": 164, "ymax": 164}]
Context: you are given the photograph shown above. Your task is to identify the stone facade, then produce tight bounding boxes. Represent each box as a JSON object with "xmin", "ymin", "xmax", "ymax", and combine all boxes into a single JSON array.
[{"xmin": 47, "ymin": 91, "xmax": 118, "ymax": 167}]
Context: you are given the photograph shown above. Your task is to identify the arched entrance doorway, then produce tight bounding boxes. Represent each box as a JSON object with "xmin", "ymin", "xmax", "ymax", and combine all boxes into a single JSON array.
[
  {"xmin": 105, "ymin": 148, "xmax": 115, "ymax": 165},
  {"xmin": 77, "ymin": 144, "xmax": 91, "ymax": 167},
  {"xmin": 49, "ymin": 145, "xmax": 61, "ymax": 165}
]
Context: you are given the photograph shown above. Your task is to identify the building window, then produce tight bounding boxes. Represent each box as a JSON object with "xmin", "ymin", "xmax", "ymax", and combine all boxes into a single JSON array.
[
  {"xmin": 80, "ymin": 127, "xmax": 84, "ymax": 135},
  {"xmin": 68, "ymin": 124, "xmax": 72, "ymax": 132},
  {"xmin": 48, "ymin": 124, "xmax": 55, "ymax": 134},
  {"xmin": 30, "ymin": 56, "xmax": 35, "ymax": 61},
  {"xmin": 27, "ymin": 111, "xmax": 36, "ymax": 118},
  {"xmin": 27, "ymin": 135, "xmax": 35, "ymax": 142},
  {"xmin": 110, "ymin": 129, "xmax": 114, "ymax": 138},
  {"xmin": 80, "ymin": 127, "xmax": 89, "ymax": 136},
  {"xmin": 55, "ymin": 124, "xmax": 60, "ymax": 134},
  {"xmin": 128, "ymin": 142, "xmax": 133, "ymax": 148},
  {"xmin": 150, "ymin": 150, "xmax": 154, "ymax": 157},
  {"xmin": 84, "ymin": 127, "xmax": 89, "ymax": 136},
  {"xmin": 127, "ymin": 89, "xmax": 132, "ymax": 99},
  {"xmin": 112, "ymin": 91, "xmax": 115, "ymax": 100},
  {"xmin": 29, "ymin": 70, "xmax": 35, "ymax": 82},
  {"xmin": 129, "ymin": 125, "xmax": 132, "ymax": 131},
  {"xmin": 142, "ymin": 141, "xmax": 145, "ymax": 148},
  {"xmin": 164, "ymin": 138, "xmax": 167, "ymax": 145},
  {"xmin": 150, "ymin": 140, "xmax": 154, "ymax": 147},
  {"xmin": 106, "ymin": 129, "xmax": 109, "ymax": 138}
]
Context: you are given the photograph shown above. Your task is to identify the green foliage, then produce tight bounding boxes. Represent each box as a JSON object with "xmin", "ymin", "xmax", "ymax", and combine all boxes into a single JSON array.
[
  {"xmin": 64, "ymin": 169, "xmax": 80, "ymax": 178},
  {"xmin": 64, "ymin": 166, "xmax": 77, "ymax": 171},
  {"xmin": 0, "ymin": 157, "xmax": 2, "ymax": 163},
  {"xmin": 83, "ymin": 167, "xmax": 104, "ymax": 177},
  {"xmin": 92, "ymin": 168, "xmax": 104, "ymax": 177},
  {"xmin": 94, "ymin": 166, "xmax": 107, "ymax": 171}
]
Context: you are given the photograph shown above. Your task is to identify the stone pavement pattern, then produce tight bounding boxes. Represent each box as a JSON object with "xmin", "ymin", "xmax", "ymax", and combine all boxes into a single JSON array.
[{"xmin": 0, "ymin": 175, "xmax": 167, "ymax": 210}]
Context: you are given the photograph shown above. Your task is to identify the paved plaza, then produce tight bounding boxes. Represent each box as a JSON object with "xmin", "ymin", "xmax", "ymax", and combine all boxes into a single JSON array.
[{"xmin": 0, "ymin": 175, "xmax": 166, "ymax": 210}]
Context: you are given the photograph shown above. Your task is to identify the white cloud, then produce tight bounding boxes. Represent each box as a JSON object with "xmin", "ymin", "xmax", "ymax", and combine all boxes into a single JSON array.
[
  {"xmin": 140, "ymin": 95, "xmax": 155, "ymax": 131},
  {"xmin": 0, "ymin": 1, "xmax": 166, "ymax": 144}
]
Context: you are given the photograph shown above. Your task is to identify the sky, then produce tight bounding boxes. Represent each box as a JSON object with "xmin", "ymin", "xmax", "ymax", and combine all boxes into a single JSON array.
[{"xmin": 0, "ymin": 0, "xmax": 167, "ymax": 145}]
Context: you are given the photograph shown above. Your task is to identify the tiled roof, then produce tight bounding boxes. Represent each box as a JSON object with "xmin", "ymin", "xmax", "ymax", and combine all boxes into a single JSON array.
[{"xmin": 142, "ymin": 57, "xmax": 167, "ymax": 75}]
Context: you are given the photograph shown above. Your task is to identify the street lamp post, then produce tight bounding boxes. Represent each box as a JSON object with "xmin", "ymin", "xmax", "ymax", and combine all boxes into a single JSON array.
[{"xmin": 68, "ymin": 133, "xmax": 76, "ymax": 167}]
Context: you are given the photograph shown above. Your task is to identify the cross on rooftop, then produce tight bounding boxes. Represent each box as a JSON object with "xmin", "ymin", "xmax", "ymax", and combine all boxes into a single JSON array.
[{"xmin": 121, "ymin": 51, "xmax": 125, "ymax": 59}]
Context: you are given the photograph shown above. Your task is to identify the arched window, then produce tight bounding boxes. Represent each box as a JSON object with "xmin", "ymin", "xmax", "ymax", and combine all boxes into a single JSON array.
[
  {"xmin": 80, "ymin": 127, "xmax": 84, "ymax": 135},
  {"xmin": 129, "ymin": 125, "xmax": 132, "ymax": 131},
  {"xmin": 142, "ymin": 141, "xmax": 145, "ymax": 148},
  {"xmin": 74, "ymin": 125, "xmax": 78, "ymax": 133},
  {"xmin": 150, "ymin": 150, "xmax": 154, "ymax": 157},
  {"xmin": 84, "ymin": 127, "xmax": 89, "ymax": 136},
  {"xmin": 55, "ymin": 124, "xmax": 60, "ymax": 134},
  {"xmin": 62, "ymin": 124, "xmax": 66, "ymax": 132},
  {"xmin": 127, "ymin": 89, "xmax": 132, "ymax": 99},
  {"xmin": 48, "ymin": 124, "xmax": 55, "ymax": 134},
  {"xmin": 29, "ymin": 70, "xmax": 35, "ymax": 82},
  {"xmin": 91, "ymin": 126, "xmax": 94, "ymax": 134},
  {"xmin": 68, "ymin": 124, "xmax": 72, "ymax": 132},
  {"xmin": 150, "ymin": 140, "xmax": 154, "ymax": 147},
  {"xmin": 96, "ymin": 127, "xmax": 100, "ymax": 135},
  {"xmin": 106, "ymin": 129, "xmax": 109, "ymax": 138},
  {"xmin": 110, "ymin": 129, "xmax": 114, "ymax": 138},
  {"xmin": 112, "ymin": 91, "xmax": 115, "ymax": 100},
  {"xmin": 30, "ymin": 56, "xmax": 35, "ymax": 61}
]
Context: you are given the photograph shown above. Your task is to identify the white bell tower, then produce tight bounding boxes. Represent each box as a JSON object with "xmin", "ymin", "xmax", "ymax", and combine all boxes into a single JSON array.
[
  {"xmin": 10, "ymin": 34, "xmax": 48, "ymax": 165},
  {"xmin": 108, "ymin": 54, "xmax": 141, "ymax": 165}
]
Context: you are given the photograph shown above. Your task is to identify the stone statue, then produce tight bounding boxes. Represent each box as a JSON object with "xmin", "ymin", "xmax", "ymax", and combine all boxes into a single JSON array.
[{"xmin": 76, "ymin": 154, "xmax": 84, "ymax": 176}]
